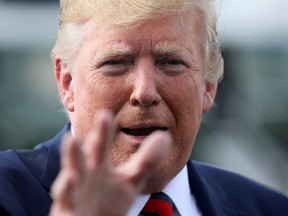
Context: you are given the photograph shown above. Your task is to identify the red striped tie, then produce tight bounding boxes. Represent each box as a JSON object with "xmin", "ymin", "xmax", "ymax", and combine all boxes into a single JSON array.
[{"xmin": 140, "ymin": 192, "xmax": 174, "ymax": 216}]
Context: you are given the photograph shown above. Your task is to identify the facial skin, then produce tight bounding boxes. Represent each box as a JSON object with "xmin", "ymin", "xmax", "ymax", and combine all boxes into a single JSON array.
[{"xmin": 55, "ymin": 6, "xmax": 217, "ymax": 193}]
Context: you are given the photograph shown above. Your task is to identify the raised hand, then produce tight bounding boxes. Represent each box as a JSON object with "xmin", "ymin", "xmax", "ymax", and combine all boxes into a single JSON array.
[{"xmin": 49, "ymin": 111, "xmax": 171, "ymax": 216}]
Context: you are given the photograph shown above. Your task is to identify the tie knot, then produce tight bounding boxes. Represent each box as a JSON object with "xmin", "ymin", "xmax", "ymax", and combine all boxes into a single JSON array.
[{"xmin": 140, "ymin": 192, "xmax": 174, "ymax": 216}]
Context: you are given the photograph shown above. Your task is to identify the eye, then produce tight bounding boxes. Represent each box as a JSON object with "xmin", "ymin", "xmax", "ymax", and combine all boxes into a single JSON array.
[
  {"xmin": 162, "ymin": 59, "xmax": 184, "ymax": 65},
  {"xmin": 99, "ymin": 59, "xmax": 131, "ymax": 76},
  {"xmin": 157, "ymin": 59, "xmax": 187, "ymax": 75},
  {"xmin": 104, "ymin": 60, "xmax": 124, "ymax": 65}
]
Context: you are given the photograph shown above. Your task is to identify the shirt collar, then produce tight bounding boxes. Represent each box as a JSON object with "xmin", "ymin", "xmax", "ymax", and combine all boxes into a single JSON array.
[
  {"xmin": 126, "ymin": 165, "xmax": 201, "ymax": 216},
  {"xmin": 163, "ymin": 165, "xmax": 201, "ymax": 215}
]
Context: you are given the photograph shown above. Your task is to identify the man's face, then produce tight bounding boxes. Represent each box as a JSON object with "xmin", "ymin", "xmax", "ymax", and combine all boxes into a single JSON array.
[{"xmin": 56, "ymin": 6, "xmax": 217, "ymax": 191}]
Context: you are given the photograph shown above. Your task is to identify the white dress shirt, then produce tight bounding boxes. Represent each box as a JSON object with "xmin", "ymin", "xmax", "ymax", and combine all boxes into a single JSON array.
[{"xmin": 126, "ymin": 165, "xmax": 202, "ymax": 216}]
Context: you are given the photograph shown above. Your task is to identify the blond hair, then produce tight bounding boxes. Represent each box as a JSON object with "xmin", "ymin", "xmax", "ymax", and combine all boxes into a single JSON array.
[{"xmin": 51, "ymin": 0, "xmax": 223, "ymax": 83}]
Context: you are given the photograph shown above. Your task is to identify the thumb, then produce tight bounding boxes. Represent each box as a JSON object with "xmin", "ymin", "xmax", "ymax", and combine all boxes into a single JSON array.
[{"xmin": 117, "ymin": 131, "xmax": 172, "ymax": 190}]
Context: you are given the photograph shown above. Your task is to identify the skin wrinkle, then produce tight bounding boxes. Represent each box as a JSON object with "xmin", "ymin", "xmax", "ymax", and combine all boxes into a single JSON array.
[
  {"xmin": 154, "ymin": 43, "xmax": 190, "ymax": 65},
  {"xmin": 54, "ymin": 0, "xmax": 223, "ymax": 83},
  {"xmin": 85, "ymin": 9, "xmax": 204, "ymax": 69},
  {"xmin": 90, "ymin": 25, "xmax": 201, "ymax": 76},
  {"xmin": 60, "ymin": 7, "xmax": 205, "ymax": 77},
  {"xmin": 94, "ymin": 48, "xmax": 134, "ymax": 63}
]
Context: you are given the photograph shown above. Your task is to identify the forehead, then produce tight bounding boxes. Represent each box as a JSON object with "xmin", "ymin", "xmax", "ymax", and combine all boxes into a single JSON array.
[{"xmin": 82, "ymin": 6, "xmax": 204, "ymax": 56}]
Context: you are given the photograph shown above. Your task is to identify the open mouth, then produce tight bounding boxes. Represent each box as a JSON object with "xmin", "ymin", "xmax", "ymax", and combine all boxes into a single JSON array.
[{"xmin": 121, "ymin": 127, "xmax": 168, "ymax": 137}]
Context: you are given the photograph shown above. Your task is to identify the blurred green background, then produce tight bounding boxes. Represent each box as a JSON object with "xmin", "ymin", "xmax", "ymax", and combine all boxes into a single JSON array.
[{"xmin": 0, "ymin": 0, "xmax": 287, "ymax": 195}]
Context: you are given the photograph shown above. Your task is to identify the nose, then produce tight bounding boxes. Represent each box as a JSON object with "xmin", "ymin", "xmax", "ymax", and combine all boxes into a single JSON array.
[{"xmin": 129, "ymin": 66, "xmax": 161, "ymax": 106}]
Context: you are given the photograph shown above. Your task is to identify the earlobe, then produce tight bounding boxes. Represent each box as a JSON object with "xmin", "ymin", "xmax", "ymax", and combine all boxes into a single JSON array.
[
  {"xmin": 202, "ymin": 82, "xmax": 218, "ymax": 113},
  {"xmin": 54, "ymin": 58, "xmax": 75, "ymax": 112}
]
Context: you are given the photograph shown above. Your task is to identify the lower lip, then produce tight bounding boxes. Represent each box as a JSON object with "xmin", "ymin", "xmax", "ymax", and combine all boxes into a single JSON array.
[{"xmin": 119, "ymin": 131, "xmax": 147, "ymax": 145}]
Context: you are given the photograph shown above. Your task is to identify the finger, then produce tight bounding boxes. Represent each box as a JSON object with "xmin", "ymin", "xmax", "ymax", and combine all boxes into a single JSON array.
[
  {"xmin": 49, "ymin": 202, "xmax": 72, "ymax": 216},
  {"xmin": 51, "ymin": 169, "xmax": 78, "ymax": 211},
  {"xmin": 118, "ymin": 131, "xmax": 172, "ymax": 189},
  {"xmin": 83, "ymin": 110, "xmax": 114, "ymax": 170},
  {"xmin": 61, "ymin": 133, "xmax": 84, "ymax": 177}
]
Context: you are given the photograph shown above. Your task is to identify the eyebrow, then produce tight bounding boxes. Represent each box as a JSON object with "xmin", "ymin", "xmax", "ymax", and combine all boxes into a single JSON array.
[
  {"xmin": 95, "ymin": 47, "xmax": 134, "ymax": 60},
  {"xmin": 153, "ymin": 41, "xmax": 189, "ymax": 56},
  {"xmin": 93, "ymin": 41, "xmax": 198, "ymax": 66}
]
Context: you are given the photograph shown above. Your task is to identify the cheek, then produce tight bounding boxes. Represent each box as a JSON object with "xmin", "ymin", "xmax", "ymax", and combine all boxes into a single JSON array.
[
  {"xmin": 166, "ymin": 75, "xmax": 205, "ymax": 154},
  {"xmin": 72, "ymin": 74, "xmax": 129, "ymax": 134},
  {"xmin": 76, "ymin": 73, "xmax": 127, "ymax": 110},
  {"xmin": 168, "ymin": 75, "xmax": 204, "ymax": 126}
]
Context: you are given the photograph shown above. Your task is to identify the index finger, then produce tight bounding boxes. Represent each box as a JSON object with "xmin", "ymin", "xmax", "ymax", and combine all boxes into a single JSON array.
[{"xmin": 83, "ymin": 110, "xmax": 115, "ymax": 170}]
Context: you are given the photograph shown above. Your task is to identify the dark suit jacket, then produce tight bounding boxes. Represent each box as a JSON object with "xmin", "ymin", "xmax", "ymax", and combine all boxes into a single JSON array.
[{"xmin": 0, "ymin": 124, "xmax": 287, "ymax": 216}]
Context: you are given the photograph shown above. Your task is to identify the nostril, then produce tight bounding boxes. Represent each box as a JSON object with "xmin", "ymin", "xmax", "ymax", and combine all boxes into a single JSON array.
[
  {"xmin": 137, "ymin": 96, "xmax": 159, "ymax": 106},
  {"xmin": 129, "ymin": 73, "xmax": 162, "ymax": 106},
  {"xmin": 130, "ymin": 88, "xmax": 162, "ymax": 106}
]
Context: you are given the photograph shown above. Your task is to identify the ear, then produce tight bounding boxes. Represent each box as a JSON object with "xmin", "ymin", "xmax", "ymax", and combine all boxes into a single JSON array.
[
  {"xmin": 54, "ymin": 58, "xmax": 75, "ymax": 112},
  {"xmin": 202, "ymin": 82, "xmax": 218, "ymax": 113}
]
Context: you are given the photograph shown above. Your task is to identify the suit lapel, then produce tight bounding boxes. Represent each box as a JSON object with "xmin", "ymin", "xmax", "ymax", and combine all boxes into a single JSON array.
[
  {"xmin": 187, "ymin": 161, "xmax": 248, "ymax": 216},
  {"xmin": 187, "ymin": 160, "xmax": 225, "ymax": 216}
]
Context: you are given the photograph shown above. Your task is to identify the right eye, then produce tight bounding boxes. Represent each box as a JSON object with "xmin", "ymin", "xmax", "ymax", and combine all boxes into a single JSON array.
[
  {"xmin": 104, "ymin": 60, "xmax": 124, "ymax": 65},
  {"xmin": 99, "ymin": 60, "xmax": 131, "ymax": 76}
]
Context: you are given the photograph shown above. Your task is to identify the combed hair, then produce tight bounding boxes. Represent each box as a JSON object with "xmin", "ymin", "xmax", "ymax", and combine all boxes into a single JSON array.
[{"xmin": 51, "ymin": 0, "xmax": 223, "ymax": 83}]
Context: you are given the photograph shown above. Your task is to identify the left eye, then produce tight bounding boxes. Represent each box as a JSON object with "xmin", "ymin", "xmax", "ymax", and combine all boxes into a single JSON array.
[
  {"xmin": 157, "ymin": 59, "xmax": 186, "ymax": 75},
  {"xmin": 161, "ymin": 60, "xmax": 183, "ymax": 65}
]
